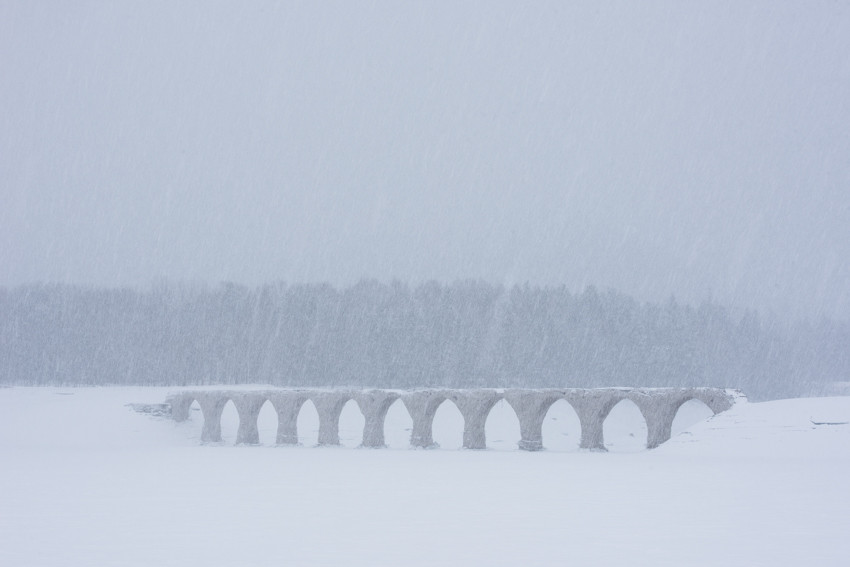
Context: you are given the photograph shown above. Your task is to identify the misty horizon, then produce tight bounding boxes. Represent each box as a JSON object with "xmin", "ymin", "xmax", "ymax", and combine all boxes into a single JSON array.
[{"xmin": 2, "ymin": 2, "xmax": 848, "ymax": 323}]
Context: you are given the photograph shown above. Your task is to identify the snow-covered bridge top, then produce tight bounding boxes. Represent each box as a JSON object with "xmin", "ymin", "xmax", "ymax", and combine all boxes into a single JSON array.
[{"xmin": 166, "ymin": 387, "xmax": 742, "ymax": 451}]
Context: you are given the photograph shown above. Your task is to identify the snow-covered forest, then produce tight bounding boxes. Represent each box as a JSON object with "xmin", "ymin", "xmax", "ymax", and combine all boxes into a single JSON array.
[{"xmin": 2, "ymin": 281, "xmax": 846, "ymax": 400}]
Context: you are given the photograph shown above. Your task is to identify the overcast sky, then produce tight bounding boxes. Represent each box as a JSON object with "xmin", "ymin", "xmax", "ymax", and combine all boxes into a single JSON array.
[{"xmin": 1, "ymin": 1, "xmax": 848, "ymax": 320}]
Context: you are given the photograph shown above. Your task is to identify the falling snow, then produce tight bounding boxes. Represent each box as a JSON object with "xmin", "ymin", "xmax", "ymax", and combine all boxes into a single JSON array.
[{"xmin": 0, "ymin": 3, "xmax": 848, "ymax": 565}]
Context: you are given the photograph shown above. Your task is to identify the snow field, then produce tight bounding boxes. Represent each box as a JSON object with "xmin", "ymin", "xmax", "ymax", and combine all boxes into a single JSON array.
[{"xmin": 1, "ymin": 387, "xmax": 848, "ymax": 566}]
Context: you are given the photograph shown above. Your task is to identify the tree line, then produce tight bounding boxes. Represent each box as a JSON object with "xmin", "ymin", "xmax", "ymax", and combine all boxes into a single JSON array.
[{"xmin": 1, "ymin": 280, "xmax": 847, "ymax": 400}]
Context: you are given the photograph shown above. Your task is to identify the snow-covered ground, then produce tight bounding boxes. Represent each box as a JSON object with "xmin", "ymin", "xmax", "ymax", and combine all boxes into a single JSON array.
[{"xmin": 1, "ymin": 387, "xmax": 848, "ymax": 566}]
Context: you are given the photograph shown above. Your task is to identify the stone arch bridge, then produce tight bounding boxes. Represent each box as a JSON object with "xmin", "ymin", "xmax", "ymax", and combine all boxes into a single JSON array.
[{"xmin": 166, "ymin": 388, "xmax": 740, "ymax": 451}]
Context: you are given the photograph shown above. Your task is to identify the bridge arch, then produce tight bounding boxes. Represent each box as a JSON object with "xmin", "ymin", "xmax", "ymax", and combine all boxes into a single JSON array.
[
  {"xmin": 256, "ymin": 399, "xmax": 279, "ymax": 445},
  {"xmin": 563, "ymin": 389, "xmax": 628, "ymax": 451},
  {"xmin": 431, "ymin": 397, "xmax": 465, "ymax": 449},
  {"xmin": 295, "ymin": 399, "xmax": 320, "ymax": 446},
  {"xmin": 383, "ymin": 398, "xmax": 414, "ymax": 449},
  {"xmin": 602, "ymin": 398, "xmax": 648, "ymax": 452},
  {"xmin": 541, "ymin": 398, "xmax": 582, "ymax": 451},
  {"xmin": 687, "ymin": 388, "xmax": 736, "ymax": 415},
  {"xmin": 671, "ymin": 397, "xmax": 714, "ymax": 436},
  {"xmin": 186, "ymin": 391, "xmax": 276, "ymax": 445},
  {"xmin": 219, "ymin": 398, "xmax": 241, "ymax": 444},
  {"xmin": 401, "ymin": 390, "xmax": 507, "ymax": 450},
  {"xmin": 626, "ymin": 388, "xmax": 737, "ymax": 448},
  {"xmin": 338, "ymin": 399, "xmax": 365, "ymax": 448},
  {"xmin": 484, "ymin": 399, "xmax": 521, "ymax": 450},
  {"xmin": 163, "ymin": 387, "xmax": 739, "ymax": 450}
]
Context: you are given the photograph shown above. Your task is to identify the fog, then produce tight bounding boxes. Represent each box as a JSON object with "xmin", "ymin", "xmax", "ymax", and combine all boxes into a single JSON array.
[{"xmin": 2, "ymin": 1, "xmax": 848, "ymax": 321}]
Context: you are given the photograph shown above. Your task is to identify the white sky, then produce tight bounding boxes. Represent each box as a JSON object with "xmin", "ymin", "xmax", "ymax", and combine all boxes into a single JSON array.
[{"xmin": 1, "ymin": 1, "xmax": 848, "ymax": 320}]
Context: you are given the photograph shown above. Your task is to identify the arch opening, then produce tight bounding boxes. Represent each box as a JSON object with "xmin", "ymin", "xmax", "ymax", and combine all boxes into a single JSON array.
[
  {"xmin": 182, "ymin": 399, "xmax": 203, "ymax": 443},
  {"xmin": 383, "ymin": 398, "xmax": 413, "ymax": 449},
  {"xmin": 431, "ymin": 399, "xmax": 464, "ymax": 450},
  {"xmin": 484, "ymin": 399, "xmax": 521, "ymax": 451},
  {"xmin": 220, "ymin": 398, "xmax": 239, "ymax": 445},
  {"xmin": 256, "ymin": 399, "xmax": 278, "ymax": 446},
  {"xmin": 188, "ymin": 399, "xmax": 201, "ymax": 419},
  {"xmin": 296, "ymin": 399, "xmax": 320, "ymax": 446},
  {"xmin": 603, "ymin": 399, "xmax": 648, "ymax": 452},
  {"xmin": 671, "ymin": 398, "xmax": 714, "ymax": 438},
  {"xmin": 542, "ymin": 399, "xmax": 582, "ymax": 452},
  {"xmin": 338, "ymin": 399, "xmax": 365, "ymax": 448}
]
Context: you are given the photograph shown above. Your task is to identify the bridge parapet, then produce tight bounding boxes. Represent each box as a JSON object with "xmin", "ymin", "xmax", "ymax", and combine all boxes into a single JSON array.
[{"xmin": 163, "ymin": 387, "xmax": 742, "ymax": 450}]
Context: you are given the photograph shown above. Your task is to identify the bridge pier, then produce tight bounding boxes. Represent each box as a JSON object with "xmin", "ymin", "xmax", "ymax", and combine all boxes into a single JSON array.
[
  {"xmin": 504, "ymin": 389, "xmax": 563, "ymax": 451},
  {"xmin": 268, "ymin": 391, "xmax": 309, "ymax": 445},
  {"xmin": 230, "ymin": 393, "xmax": 267, "ymax": 445},
  {"xmin": 402, "ymin": 390, "xmax": 450, "ymax": 448},
  {"xmin": 311, "ymin": 391, "xmax": 355, "ymax": 446},
  {"xmin": 568, "ymin": 390, "xmax": 628, "ymax": 451},
  {"xmin": 355, "ymin": 390, "xmax": 401, "ymax": 448},
  {"xmin": 575, "ymin": 407, "xmax": 605, "ymax": 450},
  {"xmin": 449, "ymin": 390, "xmax": 502, "ymax": 450},
  {"xmin": 628, "ymin": 394, "xmax": 678, "ymax": 450},
  {"xmin": 196, "ymin": 394, "xmax": 229, "ymax": 444},
  {"xmin": 167, "ymin": 394, "xmax": 194, "ymax": 422}
]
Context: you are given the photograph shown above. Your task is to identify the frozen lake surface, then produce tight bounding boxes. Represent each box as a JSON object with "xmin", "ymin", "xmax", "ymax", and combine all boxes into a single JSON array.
[{"xmin": 1, "ymin": 387, "xmax": 848, "ymax": 566}]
